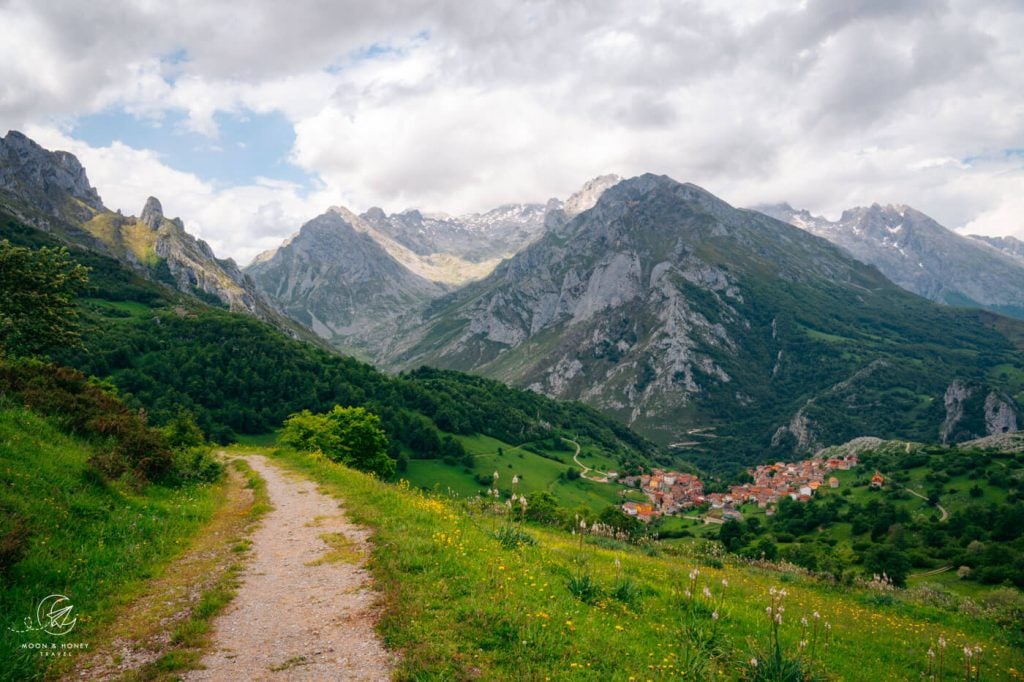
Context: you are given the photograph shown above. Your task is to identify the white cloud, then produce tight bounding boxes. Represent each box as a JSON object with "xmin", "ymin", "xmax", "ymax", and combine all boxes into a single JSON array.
[{"xmin": 3, "ymin": 0, "xmax": 1024, "ymax": 259}]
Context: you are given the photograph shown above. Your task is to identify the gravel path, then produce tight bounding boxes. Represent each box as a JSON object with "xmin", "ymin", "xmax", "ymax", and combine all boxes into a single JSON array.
[{"xmin": 187, "ymin": 455, "xmax": 394, "ymax": 681}]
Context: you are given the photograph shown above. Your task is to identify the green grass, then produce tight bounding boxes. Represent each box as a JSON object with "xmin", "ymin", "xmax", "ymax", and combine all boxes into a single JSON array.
[
  {"xmin": 270, "ymin": 447, "xmax": 1024, "ymax": 681},
  {"xmin": 80, "ymin": 298, "xmax": 153, "ymax": 318},
  {"xmin": 0, "ymin": 407, "xmax": 224, "ymax": 682},
  {"xmin": 403, "ymin": 433, "xmax": 632, "ymax": 513},
  {"xmin": 233, "ymin": 431, "xmax": 279, "ymax": 447}
]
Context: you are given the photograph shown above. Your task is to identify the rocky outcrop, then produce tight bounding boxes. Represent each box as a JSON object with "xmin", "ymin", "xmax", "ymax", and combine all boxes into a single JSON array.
[
  {"xmin": 984, "ymin": 392, "xmax": 1018, "ymax": 435},
  {"xmin": 563, "ymin": 174, "xmax": 621, "ymax": 219},
  {"xmin": 939, "ymin": 383, "xmax": 1017, "ymax": 443},
  {"xmin": 941, "ymin": 380, "xmax": 974, "ymax": 444},
  {"xmin": 0, "ymin": 131, "xmax": 104, "ymax": 221},
  {"xmin": 140, "ymin": 196, "xmax": 164, "ymax": 229},
  {"xmin": 757, "ymin": 203, "xmax": 1024, "ymax": 319}
]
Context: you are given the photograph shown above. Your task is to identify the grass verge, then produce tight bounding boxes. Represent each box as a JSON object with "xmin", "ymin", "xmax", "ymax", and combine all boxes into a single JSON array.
[
  {"xmin": 62, "ymin": 457, "xmax": 270, "ymax": 681},
  {"xmin": 0, "ymin": 407, "xmax": 225, "ymax": 682}
]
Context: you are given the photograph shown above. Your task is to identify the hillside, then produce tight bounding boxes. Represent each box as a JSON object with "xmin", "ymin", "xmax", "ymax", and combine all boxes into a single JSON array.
[
  {"xmin": 0, "ymin": 208, "xmax": 660, "ymax": 482},
  {"xmin": 385, "ymin": 175, "xmax": 1023, "ymax": 472},
  {"xmin": 664, "ymin": 439, "xmax": 1024, "ymax": 593},
  {"xmin": 757, "ymin": 202, "xmax": 1024, "ymax": 319},
  {"xmin": 0, "ymin": 131, "xmax": 305, "ymax": 336},
  {"xmin": 264, "ymin": 445, "xmax": 1024, "ymax": 680},
  {"xmin": 0, "ymin": 361, "xmax": 229, "ymax": 681},
  {"xmin": 245, "ymin": 176, "xmax": 618, "ymax": 359},
  {"xmin": 245, "ymin": 207, "xmax": 448, "ymax": 361}
]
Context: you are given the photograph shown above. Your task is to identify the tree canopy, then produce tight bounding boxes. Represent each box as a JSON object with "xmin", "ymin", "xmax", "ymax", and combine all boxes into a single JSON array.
[
  {"xmin": 281, "ymin": 405, "xmax": 395, "ymax": 478},
  {"xmin": 0, "ymin": 240, "xmax": 89, "ymax": 357}
]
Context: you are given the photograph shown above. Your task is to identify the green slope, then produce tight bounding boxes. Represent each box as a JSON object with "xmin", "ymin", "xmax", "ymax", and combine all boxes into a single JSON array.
[
  {"xmin": 389, "ymin": 176, "xmax": 1024, "ymax": 473},
  {"xmin": 2, "ymin": 211, "xmax": 661, "ymax": 478},
  {"xmin": 268, "ymin": 446, "xmax": 1024, "ymax": 680},
  {"xmin": 0, "ymin": 405, "xmax": 223, "ymax": 682}
]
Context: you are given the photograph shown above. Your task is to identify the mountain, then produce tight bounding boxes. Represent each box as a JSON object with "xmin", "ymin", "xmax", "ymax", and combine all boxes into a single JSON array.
[
  {"xmin": 245, "ymin": 207, "xmax": 447, "ymax": 360},
  {"xmin": 361, "ymin": 202, "xmax": 547, "ymax": 273},
  {"xmin": 756, "ymin": 202, "xmax": 1024, "ymax": 319},
  {"xmin": 383, "ymin": 174, "xmax": 1022, "ymax": 470},
  {"xmin": 246, "ymin": 175, "xmax": 622, "ymax": 358},
  {"xmin": 970, "ymin": 234, "xmax": 1024, "ymax": 264},
  {"xmin": 0, "ymin": 131, "xmax": 293, "ymax": 329}
]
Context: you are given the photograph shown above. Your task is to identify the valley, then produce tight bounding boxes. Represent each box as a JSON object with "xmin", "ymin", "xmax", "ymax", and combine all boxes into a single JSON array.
[{"xmin": 1, "ymin": 133, "xmax": 1022, "ymax": 681}]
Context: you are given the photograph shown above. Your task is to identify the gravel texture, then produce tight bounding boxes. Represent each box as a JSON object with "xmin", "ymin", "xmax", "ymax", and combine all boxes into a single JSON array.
[{"xmin": 186, "ymin": 455, "xmax": 394, "ymax": 681}]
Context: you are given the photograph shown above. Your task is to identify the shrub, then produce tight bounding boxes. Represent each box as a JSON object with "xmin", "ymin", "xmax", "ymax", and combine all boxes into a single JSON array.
[
  {"xmin": 281, "ymin": 405, "xmax": 396, "ymax": 478},
  {"xmin": 0, "ymin": 358, "xmax": 174, "ymax": 482}
]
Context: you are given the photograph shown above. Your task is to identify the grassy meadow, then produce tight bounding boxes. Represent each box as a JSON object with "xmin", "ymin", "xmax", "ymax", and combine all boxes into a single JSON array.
[
  {"xmin": 0, "ymin": 407, "xmax": 225, "ymax": 681},
  {"xmin": 267, "ymin": 446, "xmax": 1024, "ymax": 681}
]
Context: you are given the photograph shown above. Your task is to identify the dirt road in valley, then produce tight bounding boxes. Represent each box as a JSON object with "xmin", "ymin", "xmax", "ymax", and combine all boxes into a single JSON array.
[{"xmin": 186, "ymin": 454, "xmax": 393, "ymax": 681}]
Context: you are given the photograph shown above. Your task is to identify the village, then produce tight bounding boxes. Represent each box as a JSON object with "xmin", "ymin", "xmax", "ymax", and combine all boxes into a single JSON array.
[{"xmin": 620, "ymin": 454, "xmax": 862, "ymax": 522}]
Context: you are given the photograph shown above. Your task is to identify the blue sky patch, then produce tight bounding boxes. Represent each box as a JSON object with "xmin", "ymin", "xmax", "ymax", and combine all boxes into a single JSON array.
[{"xmin": 71, "ymin": 108, "xmax": 317, "ymax": 189}]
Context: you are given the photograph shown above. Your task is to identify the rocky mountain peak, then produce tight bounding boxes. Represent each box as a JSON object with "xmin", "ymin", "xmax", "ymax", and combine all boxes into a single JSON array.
[
  {"xmin": 361, "ymin": 206, "xmax": 388, "ymax": 227},
  {"xmin": 563, "ymin": 174, "xmax": 621, "ymax": 218},
  {"xmin": 757, "ymin": 200, "xmax": 1024, "ymax": 318},
  {"xmin": 140, "ymin": 196, "xmax": 164, "ymax": 229},
  {"xmin": 0, "ymin": 130, "xmax": 104, "ymax": 216}
]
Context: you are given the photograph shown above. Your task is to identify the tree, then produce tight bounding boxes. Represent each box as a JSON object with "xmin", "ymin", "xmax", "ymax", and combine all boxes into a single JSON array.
[
  {"xmin": 525, "ymin": 491, "xmax": 560, "ymax": 524},
  {"xmin": 719, "ymin": 519, "xmax": 744, "ymax": 552},
  {"xmin": 864, "ymin": 544, "xmax": 911, "ymax": 587},
  {"xmin": 0, "ymin": 240, "xmax": 89, "ymax": 357},
  {"xmin": 281, "ymin": 405, "xmax": 395, "ymax": 478},
  {"xmin": 161, "ymin": 409, "xmax": 206, "ymax": 448}
]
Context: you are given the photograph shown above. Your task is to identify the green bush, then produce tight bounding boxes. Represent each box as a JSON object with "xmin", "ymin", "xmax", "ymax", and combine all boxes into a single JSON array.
[{"xmin": 281, "ymin": 405, "xmax": 396, "ymax": 478}]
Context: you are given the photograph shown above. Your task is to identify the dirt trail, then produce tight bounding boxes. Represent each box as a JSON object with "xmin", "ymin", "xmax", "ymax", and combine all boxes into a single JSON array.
[{"xmin": 187, "ymin": 454, "xmax": 393, "ymax": 681}]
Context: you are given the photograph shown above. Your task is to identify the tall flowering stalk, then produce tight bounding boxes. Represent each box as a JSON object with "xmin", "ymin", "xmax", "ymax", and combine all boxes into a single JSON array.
[{"xmin": 765, "ymin": 586, "xmax": 787, "ymax": 668}]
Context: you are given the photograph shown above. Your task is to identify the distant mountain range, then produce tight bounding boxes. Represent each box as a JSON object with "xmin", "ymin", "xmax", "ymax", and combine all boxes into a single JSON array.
[
  {"xmin": 755, "ymin": 202, "xmax": 1024, "ymax": 319},
  {"xmin": 243, "ymin": 174, "xmax": 622, "ymax": 359},
  {"xmin": 375, "ymin": 174, "xmax": 1020, "ymax": 467},
  {"xmin": 2, "ymin": 131, "xmax": 1020, "ymax": 469}
]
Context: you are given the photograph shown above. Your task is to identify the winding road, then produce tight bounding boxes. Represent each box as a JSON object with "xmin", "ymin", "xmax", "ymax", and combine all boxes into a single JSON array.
[{"xmin": 563, "ymin": 437, "xmax": 609, "ymax": 482}]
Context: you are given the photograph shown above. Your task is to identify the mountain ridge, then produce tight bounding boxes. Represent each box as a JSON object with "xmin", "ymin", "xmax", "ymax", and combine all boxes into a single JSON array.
[
  {"xmin": 0, "ymin": 130, "xmax": 300, "ymax": 334},
  {"xmin": 756, "ymin": 201, "xmax": 1024, "ymax": 319},
  {"xmin": 378, "ymin": 174, "xmax": 1022, "ymax": 469}
]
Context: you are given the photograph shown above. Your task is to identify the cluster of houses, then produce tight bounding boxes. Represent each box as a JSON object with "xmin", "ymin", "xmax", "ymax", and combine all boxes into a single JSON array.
[
  {"xmin": 620, "ymin": 469, "xmax": 705, "ymax": 522},
  {"xmin": 706, "ymin": 455, "xmax": 861, "ymax": 519},
  {"xmin": 619, "ymin": 455, "xmax": 862, "ymax": 522}
]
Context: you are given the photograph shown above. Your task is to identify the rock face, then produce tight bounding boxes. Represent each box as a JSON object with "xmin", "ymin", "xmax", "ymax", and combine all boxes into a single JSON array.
[
  {"xmin": 970, "ymin": 234, "xmax": 1024, "ymax": 264},
  {"xmin": 246, "ymin": 176, "xmax": 622, "ymax": 355},
  {"xmin": 0, "ymin": 131, "xmax": 103, "ymax": 222},
  {"xmin": 384, "ymin": 175, "xmax": 1022, "ymax": 464},
  {"xmin": 132, "ymin": 196, "xmax": 279, "ymax": 319},
  {"xmin": 361, "ymin": 202, "xmax": 549, "ymax": 269},
  {"xmin": 245, "ymin": 207, "xmax": 446, "ymax": 359},
  {"xmin": 756, "ymin": 203, "xmax": 1024, "ymax": 319},
  {"xmin": 985, "ymin": 392, "xmax": 1018, "ymax": 435},
  {"xmin": 0, "ymin": 132, "xmax": 290, "ymax": 328}
]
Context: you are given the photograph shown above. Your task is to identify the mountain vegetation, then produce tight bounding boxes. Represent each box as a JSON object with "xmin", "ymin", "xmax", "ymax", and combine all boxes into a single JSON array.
[
  {"xmin": 384, "ymin": 175, "xmax": 1023, "ymax": 472},
  {"xmin": 1, "ymin": 202, "xmax": 658, "ymax": 476}
]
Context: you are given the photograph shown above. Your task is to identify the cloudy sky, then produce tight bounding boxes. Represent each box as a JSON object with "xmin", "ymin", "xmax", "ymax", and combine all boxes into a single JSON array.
[{"xmin": 1, "ymin": 0, "xmax": 1022, "ymax": 264}]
